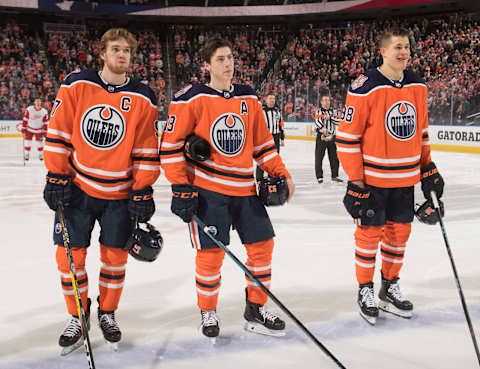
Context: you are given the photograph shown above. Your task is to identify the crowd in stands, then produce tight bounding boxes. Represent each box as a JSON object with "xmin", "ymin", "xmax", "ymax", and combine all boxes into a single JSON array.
[
  {"xmin": 0, "ymin": 21, "xmax": 56, "ymax": 120},
  {"xmin": 1, "ymin": 13, "xmax": 479, "ymax": 125},
  {"xmin": 46, "ymin": 27, "xmax": 168, "ymax": 118},
  {"xmin": 173, "ymin": 25, "xmax": 285, "ymax": 93},
  {"xmin": 262, "ymin": 14, "xmax": 480, "ymax": 123}
]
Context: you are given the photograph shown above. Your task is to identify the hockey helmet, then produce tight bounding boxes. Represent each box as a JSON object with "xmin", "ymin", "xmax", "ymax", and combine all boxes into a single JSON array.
[
  {"xmin": 125, "ymin": 222, "xmax": 163, "ymax": 262},
  {"xmin": 415, "ymin": 198, "xmax": 444, "ymax": 225},
  {"xmin": 258, "ymin": 176, "xmax": 289, "ymax": 206}
]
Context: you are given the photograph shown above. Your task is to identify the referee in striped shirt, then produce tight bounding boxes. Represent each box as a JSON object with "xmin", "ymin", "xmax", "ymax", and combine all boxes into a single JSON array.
[
  {"xmin": 313, "ymin": 91, "xmax": 343, "ymax": 184},
  {"xmin": 256, "ymin": 93, "xmax": 285, "ymax": 181}
]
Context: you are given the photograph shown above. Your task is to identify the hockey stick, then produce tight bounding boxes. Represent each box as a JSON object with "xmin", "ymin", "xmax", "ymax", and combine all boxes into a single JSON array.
[
  {"xmin": 431, "ymin": 192, "xmax": 480, "ymax": 366},
  {"xmin": 57, "ymin": 202, "xmax": 96, "ymax": 369},
  {"xmin": 192, "ymin": 215, "xmax": 347, "ymax": 369}
]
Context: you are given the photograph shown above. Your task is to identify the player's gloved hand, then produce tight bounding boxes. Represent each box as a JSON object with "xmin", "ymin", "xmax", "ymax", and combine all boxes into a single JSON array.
[
  {"xmin": 128, "ymin": 186, "xmax": 155, "ymax": 222},
  {"xmin": 420, "ymin": 161, "xmax": 444, "ymax": 200},
  {"xmin": 43, "ymin": 171, "xmax": 73, "ymax": 211},
  {"xmin": 171, "ymin": 184, "xmax": 198, "ymax": 223},
  {"xmin": 184, "ymin": 134, "xmax": 211, "ymax": 162},
  {"xmin": 343, "ymin": 181, "xmax": 376, "ymax": 219}
]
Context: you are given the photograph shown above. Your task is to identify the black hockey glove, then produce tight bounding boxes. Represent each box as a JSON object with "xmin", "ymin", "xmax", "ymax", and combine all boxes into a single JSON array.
[
  {"xmin": 343, "ymin": 181, "xmax": 376, "ymax": 219},
  {"xmin": 171, "ymin": 184, "xmax": 199, "ymax": 223},
  {"xmin": 128, "ymin": 186, "xmax": 155, "ymax": 222},
  {"xmin": 420, "ymin": 162, "xmax": 444, "ymax": 200},
  {"xmin": 43, "ymin": 172, "xmax": 73, "ymax": 211},
  {"xmin": 184, "ymin": 134, "xmax": 211, "ymax": 162}
]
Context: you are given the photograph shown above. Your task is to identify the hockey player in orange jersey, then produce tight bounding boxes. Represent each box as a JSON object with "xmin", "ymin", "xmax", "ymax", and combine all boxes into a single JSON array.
[
  {"xmin": 160, "ymin": 38, "xmax": 295, "ymax": 340},
  {"xmin": 43, "ymin": 28, "xmax": 160, "ymax": 353},
  {"xmin": 336, "ymin": 28, "xmax": 444, "ymax": 325}
]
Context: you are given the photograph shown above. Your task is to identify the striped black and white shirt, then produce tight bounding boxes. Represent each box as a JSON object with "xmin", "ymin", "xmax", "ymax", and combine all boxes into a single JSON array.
[
  {"xmin": 313, "ymin": 107, "xmax": 341, "ymax": 135},
  {"xmin": 263, "ymin": 105, "xmax": 284, "ymax": 138}
]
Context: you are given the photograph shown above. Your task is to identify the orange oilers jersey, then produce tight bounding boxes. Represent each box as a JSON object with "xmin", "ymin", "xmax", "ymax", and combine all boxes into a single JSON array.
[
  {"xmin": 44, "ymin": 70, "xmax": 160, "ymax": 200},
  {"xmin": 161, "ymin": 84, "xmax": 291, "ymax": 196},
  {"xmin": 336, "ymin": 68, "xmax": 432, "ymax": 188}
]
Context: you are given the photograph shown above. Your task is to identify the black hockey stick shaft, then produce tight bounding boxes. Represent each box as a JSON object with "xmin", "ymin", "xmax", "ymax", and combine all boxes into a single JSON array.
[
  {"xmin": 193, "ymin": 215, "xmax": 347, "ymax": 369},
  {"xmin": 57, "ymin": 202, "xmax": 96, "ymax": 369},
  {"xmin": 431, "ymin": 192, "xmax": 480, "ymax": 366}
]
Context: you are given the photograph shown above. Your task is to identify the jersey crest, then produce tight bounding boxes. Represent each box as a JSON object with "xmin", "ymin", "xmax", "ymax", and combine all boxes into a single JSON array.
[
  {"xmin": 210, "ymin": 113, "xmax": 245, "ymax": 157},
  {"xmin": 81, "ymin": 104, "xmax": 126, "ymax": 150},
  {"xmin": 351, "ymin": 75, "xmax": 368, "ymax": 90},
  {"xmin": 385, "ymin": 101, "xmax": 417, "ymax": 141}
]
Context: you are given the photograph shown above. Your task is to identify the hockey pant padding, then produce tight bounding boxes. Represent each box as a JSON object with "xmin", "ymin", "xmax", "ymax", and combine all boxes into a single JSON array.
[
  {"xmin": 98, "ymin": 244, "xmax": 128, "ymax": 312},
  {"xmin": 354, "ymin": 226, "xmax": 382, "ymax": 285},
  {"xmin": 244, "ymin": 238, "xmax": 274, "ymax": 306},
  {"xmin": 24, "ymin": 131, "xmax": 44, "ymax": 152},
  {"xmin": 56, "ymin": 245, "xmax": 88, "ymax": 316},
  {"xmin": 380, "ymin": 221, "xmax": 411, "ymax": 281},
  {"xmin": 196, "ymin": 248, "xmax": 225, "ymax": 311}
]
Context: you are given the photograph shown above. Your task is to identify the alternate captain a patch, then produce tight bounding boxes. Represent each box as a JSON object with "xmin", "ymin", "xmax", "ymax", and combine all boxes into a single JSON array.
[
  {"xmin": 351, "ymin": 75, "xmax": 368, "ymax": 90},
  {"xmin": 210, "ymin": 113, "xmax": 245, "ymax": 157}
]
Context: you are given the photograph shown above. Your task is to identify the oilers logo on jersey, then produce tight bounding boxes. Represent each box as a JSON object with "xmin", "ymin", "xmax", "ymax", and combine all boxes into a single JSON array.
[
  {"xmin": 210, "ymin": 113, "xmax": 245, "ymax": 156},
  {"xmin": 81, "ymin": 105, "xmax": 126, "ymax": 150},
  {"xmin": 385, "ymin": 101, "xmax": 416, "ymax": 141}
]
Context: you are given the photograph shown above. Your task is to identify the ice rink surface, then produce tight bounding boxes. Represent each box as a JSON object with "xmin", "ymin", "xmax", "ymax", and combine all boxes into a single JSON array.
[{"xmin": 0, "ymin": 137, "xmax": 479, "ymax": 369}]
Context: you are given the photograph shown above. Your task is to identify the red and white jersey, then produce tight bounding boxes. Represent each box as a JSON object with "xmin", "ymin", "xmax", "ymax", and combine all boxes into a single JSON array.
[
  {"xmin": 23, "ymin": 105, "xmax": 49, "ymax": 134},
  {"xmin": 161, "ymin": 83, "xmax": 291, "ymax": 196},
  {"xmin": 44, "ymin": 70, "xmax": 160, "ymax": 200},
  {"xmin": 336, "ymin": 68, "xmax": 432, "ymax": 188}
]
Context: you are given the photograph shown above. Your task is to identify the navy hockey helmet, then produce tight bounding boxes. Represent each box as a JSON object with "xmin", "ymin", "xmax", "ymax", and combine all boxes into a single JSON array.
[
  {"xmin": 258, "ymin": 176, "xmax": 289, "ymax": 206},
  {"xmin": 125, "ymin": 222, "xmax": 163, "ymax": 262},
  {"xmin": 415, "ymin": 198, "xmax": 444, "ymax": 225}
]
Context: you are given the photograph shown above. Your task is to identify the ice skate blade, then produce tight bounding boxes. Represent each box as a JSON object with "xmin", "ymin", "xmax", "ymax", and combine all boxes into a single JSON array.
[
  {"xmin": 105, "ymin": 340, "xmax": 119, "ymax": 351},
  {"xmin": 359, "ymin": 311, "xmax": 377, "ymax": 325},
  {"xmin": 60, "ymin": 340, "xmax": 83, "ymax": 356},
  {"xmin": 378, "ymin": 300, "xmax": 412, "ymax": 318},
  {"xmin": 244, "ymin": 321, "xmax": 286, "ymax": 337}
]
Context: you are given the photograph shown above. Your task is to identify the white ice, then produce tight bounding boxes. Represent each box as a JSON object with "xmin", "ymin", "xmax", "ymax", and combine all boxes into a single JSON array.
[{"xmin": 0, "ymin": 137, "xmax": 479, "ymax": 369}]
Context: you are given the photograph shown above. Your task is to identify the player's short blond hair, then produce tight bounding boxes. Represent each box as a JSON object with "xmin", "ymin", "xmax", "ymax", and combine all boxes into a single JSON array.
[
  {"xmin": 100, "ymin": 28, "xmax": 137, "ymax": 55},
  {"xmin": 379, "ymin": 27, "xmax": 410, "ymax": 48}
]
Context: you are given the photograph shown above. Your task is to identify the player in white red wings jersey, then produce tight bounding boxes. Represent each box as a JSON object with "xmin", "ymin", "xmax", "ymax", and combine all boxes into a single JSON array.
[{"xmin": 22, "ymin": 98, "xmax": 49, "ymax": 161}]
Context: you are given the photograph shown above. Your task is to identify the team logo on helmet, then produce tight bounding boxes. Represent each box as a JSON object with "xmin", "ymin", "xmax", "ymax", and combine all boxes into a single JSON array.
[
  {"xmin": 210, "ymin": 113, "xmax": 245, "ymax": 157},
  {"xmin": 385, "ymin": 101, "xmax": 416, "ymax": 141},
  {"xmin": 81, "ymin": 105, "xmax": 126, "ymax": 150},
  {"xmin": 55, "ymin": 222, "xmax": 62, "ymax": 234}
]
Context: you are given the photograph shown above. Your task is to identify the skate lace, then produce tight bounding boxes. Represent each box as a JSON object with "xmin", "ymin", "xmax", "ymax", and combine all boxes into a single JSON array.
[
  {"xmin": 99, "ymin": 312, "xmax": 119, "ymax": 333},
  {"xmin": 201, "ymin": 310, "xmax": 219, "ymax": 327},
  {"xmin": 360, "ymin": 286, "xmax": 376, "ymax": 308},
  {"xmin": 63, "ymin": 317, "xmax": 81, "ymax": 337},
  {"xmin": 388, "ymin": 283, "xmax": 405, "ymax": 302},
  {"xmin": 259, "ymin": 306, "xmax": 280, "ymax": 323}
]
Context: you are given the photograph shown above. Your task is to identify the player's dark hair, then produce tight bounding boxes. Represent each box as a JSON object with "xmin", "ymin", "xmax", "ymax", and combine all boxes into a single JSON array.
[
  {"xmin": 200, "ymin": 38, "xmax": 233, "ymax": 64},
  {"xmin": 379, "ymin": 27, "xmax": 410, "ymax": 48}
]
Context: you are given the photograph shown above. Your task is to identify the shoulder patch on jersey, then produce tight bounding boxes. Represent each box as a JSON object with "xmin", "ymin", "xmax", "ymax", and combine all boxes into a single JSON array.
[
  {"xmin": 175, "ymin": 84, "xmax": 192, "ymax": 99},
  {"xmin": 351, "ymin": 75, "xmax": 368, "ymax": 90}
]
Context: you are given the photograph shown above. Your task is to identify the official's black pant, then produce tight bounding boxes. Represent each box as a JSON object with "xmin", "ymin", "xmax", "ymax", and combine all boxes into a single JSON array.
[
  {"xmin": 315, "ymin": 134, "xmax": 339, "ymax": 180},
  {"xmin": 256, "ymin": 133, "xmax": 281, "ymax": 181}
]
